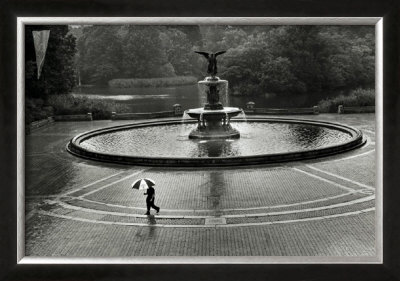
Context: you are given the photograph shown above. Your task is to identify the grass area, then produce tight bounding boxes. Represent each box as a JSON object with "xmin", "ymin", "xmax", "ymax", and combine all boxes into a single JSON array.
[
  {"xmin": 108, "ymin": 76, "xmax": 197, "ymax": 88},
  {"xmin": 318, "ymin": 88, "xmax": 375, "ymax": 113}
]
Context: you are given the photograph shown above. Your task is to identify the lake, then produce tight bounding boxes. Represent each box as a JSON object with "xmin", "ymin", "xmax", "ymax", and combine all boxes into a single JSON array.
[{"xmin": 72, "ymin": 84, "xmax": 318, "ymax": 113}]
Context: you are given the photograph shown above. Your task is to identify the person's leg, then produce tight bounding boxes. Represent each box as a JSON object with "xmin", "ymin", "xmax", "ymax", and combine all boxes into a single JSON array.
[
  {"xmin": 145, "ymin": 199, "xmax": 151, "ymax": 215},
  {"xmin": 150, "ymin": 199, "xmax": 160, "ymax": 212}
]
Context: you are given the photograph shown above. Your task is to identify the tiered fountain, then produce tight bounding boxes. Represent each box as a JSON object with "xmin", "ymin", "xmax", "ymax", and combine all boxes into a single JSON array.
[{"xmin": 186, "ymin": 51, "xmax": 242, "ymax": 139}]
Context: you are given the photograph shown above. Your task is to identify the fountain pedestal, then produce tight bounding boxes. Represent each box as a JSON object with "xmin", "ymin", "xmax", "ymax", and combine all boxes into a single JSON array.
[{"xmin": 186, "ymin": 77, "xmax": 242, "ymax": 139}]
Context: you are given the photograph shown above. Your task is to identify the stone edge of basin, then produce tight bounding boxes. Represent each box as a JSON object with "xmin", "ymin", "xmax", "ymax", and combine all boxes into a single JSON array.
[{"xmin": 66, "ymin": 117, "xmax": 365, "ymax": 167}]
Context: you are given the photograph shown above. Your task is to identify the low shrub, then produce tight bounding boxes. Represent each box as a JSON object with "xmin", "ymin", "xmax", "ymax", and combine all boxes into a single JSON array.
[
  {"xmin": 25, "ymin": 98, "xmax": 54, "ymax": 124},
  {"xmin": 47, "ymin": 94, "xmax": 130, "ymax": 120},
  {"xmin": 318, "ymin": 88, "xmax": 375, "ymax": 113},
  {"xmin": 108, "ymin": 76, "xmax": 197, "ymax": 88}
]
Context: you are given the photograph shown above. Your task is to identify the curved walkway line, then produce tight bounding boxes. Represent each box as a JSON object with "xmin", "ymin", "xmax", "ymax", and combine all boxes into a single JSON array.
[
  {"xmin": 310, "ymin": 147, "xmax": 375, "ymax": 164},
  {"xmin": 362, "ymin": 141, "xmax": 375, "ymax": 149},
  {"xmin": 361, "ymin": 137, "xmax": 374, "ymax": 149},
  {"xmin": 223, "ymin": 195, "xmax": 374, "ymax": 218},
  {"xmin": 221, "ymin": 207, "xmax": 375, "ymax": 228},
  {"xmin": 37, "ymin": 207, "xmax": 375, "ymax": 228},
  {"xmin": 330, "ymin": 148, "xmax": 375, "ymax": 163},
  {"xmin": 78, "ymin": 169, "xmax": 147, "ymax": 198},
  {"xmin": 63, "ymin": 191, "xmax": 356, "ymax": 213},
  {"xmin": 62, "ymin": 170, "xmax": 126, "ymax": 196},
  {"xmin": 363, "ymin": 129, "xmax": 375, "ymax": 135},
  {"xmin": 305, "ymin": 165, "xmax": 374, "ymax": 190},
  {"xmin": 292, "ymin": 167, "xmax": 357, "ymax": 192},
  {"xmin": 47, "ymin": 195, "xmax": 374, "ymax": 219}
]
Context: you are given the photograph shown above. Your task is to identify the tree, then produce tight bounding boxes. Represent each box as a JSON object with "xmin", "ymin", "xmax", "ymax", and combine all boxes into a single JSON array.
[
  {"xmin": 267, "ymin": 26, "xmax": 328, "ymax": 96},
  {"xmin": 199, "ymin": 25, "xmax": 227, "ymax": 52},
  {"xmin": 77, "ymin": 26, "xmax": 122, "ymax": 84},
  {"xmin": 220, "ymin": 25, "xmax": 374, "ymax": 104},
  {"xmin": 259, "ymin": 57, "xmax": 301, "ymax": 94},
  {"xmin": 319, "ymin": 27, "xmax": 375, "ymax": 91},
  {"xmin": 121, "ymin": 26, "xmax": 174, "ymax": 78},
  {"xmin": 219, "ymin": 27, "xmax": 248, "ymax": 50},
  {"xmin": 221, "ymin": 32, "xmax": 272, "ymax": 96},
  {"xmin": 25, "ymin": 25, "xmax": 76, "ymax": 99},
  {"xmin": 160, "ymin": 28, "xmax": 194, "ymax": 75}
]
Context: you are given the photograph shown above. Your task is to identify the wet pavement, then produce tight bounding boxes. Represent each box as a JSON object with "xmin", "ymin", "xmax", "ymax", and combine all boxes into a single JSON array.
[{"xmin": 24, "ymin": 114, "xmax": 377, "ymax": 258}]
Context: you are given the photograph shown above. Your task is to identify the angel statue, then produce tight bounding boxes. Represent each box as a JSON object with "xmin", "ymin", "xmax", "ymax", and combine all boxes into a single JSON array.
[{"xmin": 194, "ymin": 51, "xmax": 226, "ymax": 78}]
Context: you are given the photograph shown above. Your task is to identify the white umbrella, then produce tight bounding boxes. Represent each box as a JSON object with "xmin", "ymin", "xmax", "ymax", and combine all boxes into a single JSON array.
[{"xmin": 131, "ymin": 178, "xmax": 155, "ymax": 190}]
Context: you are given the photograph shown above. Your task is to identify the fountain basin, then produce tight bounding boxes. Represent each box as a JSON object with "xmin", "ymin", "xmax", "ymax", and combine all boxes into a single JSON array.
[
  {"xmin": 186, "ymin": 107, "xmax": 243, "ymax": 119},
  {"xmin": 186, "ymin": 107, "xmax": 243, "ymax": 139},
  {"xmin": 67, "ymin": 117, "xmax": 365, "ymax": 167}
]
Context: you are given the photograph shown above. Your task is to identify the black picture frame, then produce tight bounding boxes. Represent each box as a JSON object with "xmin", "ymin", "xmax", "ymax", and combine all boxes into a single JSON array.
[{"xmin": 1, "ymin": 0, "xmax": 399, "ymax": 280}]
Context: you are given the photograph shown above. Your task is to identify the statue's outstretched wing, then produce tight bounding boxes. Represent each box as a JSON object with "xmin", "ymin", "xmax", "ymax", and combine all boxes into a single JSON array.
[
  {"xmin": 214, "ymin": 51, "xmax": 226, "ymax": 57},
  {"xmin": 194, "ymin": 51, "xmax": 210, "ymax": 59}
]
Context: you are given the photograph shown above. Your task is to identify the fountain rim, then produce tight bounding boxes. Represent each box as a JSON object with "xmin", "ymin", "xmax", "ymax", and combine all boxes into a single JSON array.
[
  {"xmin": 185, "ymin": 107, "xmax": 243, "ymax": 114},
  {"xmin": 67, "ymin": 117, "xmax": 365, "ymax": 167}
]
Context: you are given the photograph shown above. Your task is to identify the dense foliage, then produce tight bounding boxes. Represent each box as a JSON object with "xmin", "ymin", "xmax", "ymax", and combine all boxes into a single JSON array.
[
  {"xmin": 74, "ymin": 25, "xmax": 374, "ymax": 102},
  {"xmin": 220, "ymin": 26, "xmax": 374, "ymax": 103},
  {"xmin": 47, "ymin": 94, "xmax": 130, "ymax": 119},
  {"xmin": 25, "ymin": 25, "xmax": 375, "ymax": 123},
  {"xmin": 76, "ymin": 25, "xmax": 202, "ymax": 84},
  {"xmin": 318, "ymin": 88, "xmax": 375, "ymax": 113},
  {"xmin": 109, "ymin": 76, "xmax": 197, "ymax": 88}
]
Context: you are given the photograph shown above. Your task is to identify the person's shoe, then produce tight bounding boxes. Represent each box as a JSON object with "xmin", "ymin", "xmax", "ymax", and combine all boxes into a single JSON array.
[
  {"xmin": 145, "ymin": 212, "xmax": 150, "ymax": 215},
  {"xmin": 156, "ymin": 208, "xmax": 160, "ymax": 214}
]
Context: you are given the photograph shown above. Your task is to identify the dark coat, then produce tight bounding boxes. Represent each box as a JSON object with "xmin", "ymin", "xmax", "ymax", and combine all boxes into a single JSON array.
[{"xmin": 146, "ymin": 186, "xmax": 155, "ymax": 201}]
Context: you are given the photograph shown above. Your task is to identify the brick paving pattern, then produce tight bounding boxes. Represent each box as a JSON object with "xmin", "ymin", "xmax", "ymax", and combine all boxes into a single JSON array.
[{"xmin": 25, "ymin": 114, "xmax": 377, "ymax": 258}]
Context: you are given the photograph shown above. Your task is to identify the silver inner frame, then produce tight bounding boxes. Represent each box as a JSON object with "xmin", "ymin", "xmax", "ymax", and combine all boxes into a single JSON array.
[{"xmin": 16, "ymin": 17, "xmax": 384, "ymax": 264}]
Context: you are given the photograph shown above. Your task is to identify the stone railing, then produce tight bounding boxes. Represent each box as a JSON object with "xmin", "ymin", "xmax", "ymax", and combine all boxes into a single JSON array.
[
  {"xmin": 26, "ymin": 104, "xmax": 184, "ymax": 134},
  {"xmin": 338, "ymin": 105, "xmax": 375, "ymax": 114},
  {"xmin": 111, "ymin": 111, "xmax": 175, "ymax": 120},
  {"xmin": 244, "ymin": 102, "xmax": 319, "ymax": 115},
  {"xmin": 26, "ymin": 113, "xmax": 93, "ymax": 134},
  {"xmin": 111, "ymin": 104, "xmax": 183, "ymax": 120},
  {"xmin": 26, "ymin": 117, "xmax": 55, "ymax": 134},
  {"xmin": 53, "ymin": 113, "xmax": 93, "ymax": 121}
]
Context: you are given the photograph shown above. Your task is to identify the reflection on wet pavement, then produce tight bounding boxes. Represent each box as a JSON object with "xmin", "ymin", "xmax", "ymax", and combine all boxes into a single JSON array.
[{"xmin": 24, "ymin": 114, "xmax": 377, "ymax": 257}]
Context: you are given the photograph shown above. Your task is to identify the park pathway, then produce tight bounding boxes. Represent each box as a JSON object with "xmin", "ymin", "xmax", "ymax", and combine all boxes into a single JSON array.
[{"xmin": 24, "ymin": 114, "xmax": 377, "ymax": 258}]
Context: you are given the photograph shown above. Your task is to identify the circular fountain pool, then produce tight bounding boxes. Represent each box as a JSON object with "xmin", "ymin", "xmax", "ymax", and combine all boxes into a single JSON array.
[{"xmin": 67, "ymin": 117, "xmax": 364, "ymax": 167}]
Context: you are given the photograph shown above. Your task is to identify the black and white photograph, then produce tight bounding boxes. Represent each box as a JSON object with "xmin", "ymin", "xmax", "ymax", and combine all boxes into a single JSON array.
[
  {"xmin": 19, "ymin": 18, "xmax": 383, "ymax": 262},
  {"xmin": 2, "ymin": 0, "xmax": 400, "ymax": 278}
]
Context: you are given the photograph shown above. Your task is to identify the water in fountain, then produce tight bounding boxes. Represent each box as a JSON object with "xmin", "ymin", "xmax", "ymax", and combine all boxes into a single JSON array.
[
  {"xmin": 231, "ymin": 109, "xmax": 251, "ymax": 138},
  {"xmin": 77, "ymin": 121, "xmax": 356, "ymax": 159},
  {"xmin": 177, "ymin": 110, "xmax": 194, "ymax": 141},
  {"xmin": 234, "ymin": 109, "xmax": 247, "ymax": 121}
]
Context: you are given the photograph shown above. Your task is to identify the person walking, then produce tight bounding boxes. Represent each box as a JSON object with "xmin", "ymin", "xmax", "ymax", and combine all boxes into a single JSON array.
[{"xmin": 144, "ymin": 185, "xmax": 160, "ymax": 215}]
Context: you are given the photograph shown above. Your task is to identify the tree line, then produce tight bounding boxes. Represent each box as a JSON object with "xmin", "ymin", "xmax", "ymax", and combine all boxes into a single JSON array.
[
  {"xmin": 74, "ymin": 25, "xmax": 203, "ymax": 84},
  {"xmin": 220, "ymin": 26, "xmax": 374, "ymax": 103},
  {"xmin": 25, "ymin": 24, "xmax": 374, "ymax": 102},
  {"xmin": 76, "ymin": 25, "xmax": 374, "ymax": 100}
]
